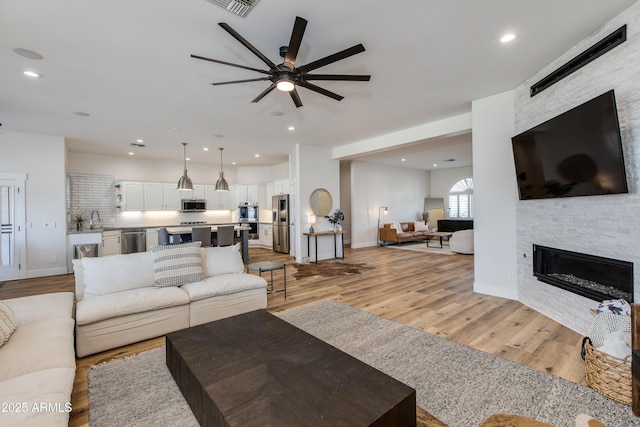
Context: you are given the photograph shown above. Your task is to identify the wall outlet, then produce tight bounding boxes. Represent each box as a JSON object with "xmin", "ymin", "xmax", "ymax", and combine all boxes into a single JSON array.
[
  {"xmin": 507, "ymin": 272, "xmax": 514, "ymax": 281},
  {"xmin": 43, "ymin": 221, "xmax": 56, "ymax": 229},
  {"xmin": 50, "ymin": 256, "xmax": 57, "ymax": 263}
]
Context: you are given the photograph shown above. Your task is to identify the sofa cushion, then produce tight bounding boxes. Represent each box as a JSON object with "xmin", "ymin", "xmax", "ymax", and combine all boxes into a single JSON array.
[
  {"xmin": 152, "ymin": 242, "xmax": 204, "ymax": 287},
  {"xmin": 181, "ymin": 273, "xmax": 267, "ymax": 302},
  {"xmin": 0, "ymin": 300, "xmax": 17, "ymax": 348},
  {"xmin": 0, "ymin": 367, "xmax": 75, "ymax": 427},
  {"xmin": 0, "ymin": 317, "xmax": 75, "ymax": 382},
  {"xmin": 391, "ymin": 221, "xmax": 404, "ymax": 232},
  {"xmin": 414, "ymin": 222, "xmax": 429, "ymax": 232},
  {"xmin": 4, "ymin": 293, "xmax": 74, "ymax": 327},
  {"xmin": 201, "ymin": 243, "xmax": 245, "ymax": 277},
  {"xmin": 76, "ymin": 286, "xmax": 190, "ymax": 325},
  {"xmin": 77, "ymin": 252, "xmax": 155, "ymax": 300}
]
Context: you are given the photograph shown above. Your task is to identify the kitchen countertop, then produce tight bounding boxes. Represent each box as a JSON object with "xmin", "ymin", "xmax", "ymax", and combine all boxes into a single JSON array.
[{"xmin": 67, "ymin": 223, "xmax": 246, "ymax": 235}]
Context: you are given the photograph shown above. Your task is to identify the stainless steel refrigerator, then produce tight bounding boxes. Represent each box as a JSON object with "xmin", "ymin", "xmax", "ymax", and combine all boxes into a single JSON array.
[{"xmin": 272, "ymin": 194, "xmax": 290, "ymax": 253}]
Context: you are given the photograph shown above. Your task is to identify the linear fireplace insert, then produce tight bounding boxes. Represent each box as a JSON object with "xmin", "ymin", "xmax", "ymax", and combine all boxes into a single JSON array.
[{"xmin": 533, "ymin": 245, "xmax": 633, "ymax": 303}]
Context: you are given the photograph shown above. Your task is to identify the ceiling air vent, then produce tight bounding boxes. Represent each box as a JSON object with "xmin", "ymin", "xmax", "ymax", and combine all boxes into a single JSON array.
[
  {"xmin": 206, "ymin": 0, "xmax": 260, "ymax": 18},
  {"xmin": 130, "ymin": 142, "xmax": 145, "ymax": 148}
]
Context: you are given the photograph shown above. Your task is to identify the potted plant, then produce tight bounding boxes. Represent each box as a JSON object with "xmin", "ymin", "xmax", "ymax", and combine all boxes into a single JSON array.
[
  {"xmin": 73, "ymin": 212, "xmax": 85, "ymax": 231},
  {"xmin": 324, "ymin": 209, "xmax": 344, "ymax": 231}
]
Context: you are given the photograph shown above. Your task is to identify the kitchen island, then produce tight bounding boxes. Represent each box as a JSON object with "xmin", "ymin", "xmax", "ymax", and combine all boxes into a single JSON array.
[{"xmin": 165, "ymin": 224, "xmax": 251, "ymax": 262}]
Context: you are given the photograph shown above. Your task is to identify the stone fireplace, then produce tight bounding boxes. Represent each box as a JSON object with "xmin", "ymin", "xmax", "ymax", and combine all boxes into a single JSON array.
[{"xmin": 533, "ymin": 245, "xmax": 633, "ymax": 303}]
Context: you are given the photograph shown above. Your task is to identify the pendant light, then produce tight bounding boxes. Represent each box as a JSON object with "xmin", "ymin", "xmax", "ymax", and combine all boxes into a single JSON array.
[
  {"xmin": 177, "ymin": 142, "xmax": 193, "ymax": 191},
  {"xmin": 215, "ymin": 147, "xmax": 229, "ymax": 191}
]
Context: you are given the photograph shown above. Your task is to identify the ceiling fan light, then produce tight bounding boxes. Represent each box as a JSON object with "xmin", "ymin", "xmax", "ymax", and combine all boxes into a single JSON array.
[{"xmin": 276, "ymin": 79, "xmax": 295, "ymax": 92}]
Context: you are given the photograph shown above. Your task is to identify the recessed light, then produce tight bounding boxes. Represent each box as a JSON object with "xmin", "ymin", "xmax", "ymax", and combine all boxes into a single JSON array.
[
  {"xmin": 186, "ymin": 157, "xmax": 191, "ymax": 161},
  {"xmin": 500, "ymin": 33, "xmax": 516, "ymax": 43},
  {"xmin": 401, "ymin": 158, "xmax": 406, "ymax": 162},
  {"xmin": 203, "ymin": 147, "xmax": 209, "ymax": 151},
  {"xmin": 23, "ymin": 70, "xmax": 42, "ymax": 78},
  {"xmin": 232, "ymin": 162, "xmax": 237, "ymax": 165},
  {"xmin": 254, "ymin": 154, "xmax": 260, "ymax": 158},
  {"xmin": 128, "ymin": 152, "xmax": 135, "ymax": 156},
  {"xmin": 13, "ymin": 48, "xmax": 44, "ymax": 60},
  {"xmin": 73, "ymin": 111, "xmax": 90, "ymax": 117},
  {"xmin": 136, "ymin": 139, "xmax": 144, "ymax": 143},
  {"xmin": 433, "ymin": 164, "xmax": 438, "ymax": 167},
  {"xmin": 288, "ymin": 126, "xmax": 295, "ymax": 131}
]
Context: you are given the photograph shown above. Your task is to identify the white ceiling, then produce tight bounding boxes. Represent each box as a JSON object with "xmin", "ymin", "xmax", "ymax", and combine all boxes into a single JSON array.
[{"xmin": 0, "ymin": 0, "xmax": 636, "ymax": 171}]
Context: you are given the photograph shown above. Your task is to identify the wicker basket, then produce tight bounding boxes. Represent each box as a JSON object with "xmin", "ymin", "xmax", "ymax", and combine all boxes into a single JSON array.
[{"xmin": 584, "ymin": 339, "xmax": 632, "ymax": 405}]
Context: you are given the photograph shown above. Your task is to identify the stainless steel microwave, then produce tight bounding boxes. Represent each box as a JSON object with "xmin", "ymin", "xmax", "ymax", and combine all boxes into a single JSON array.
[{"xmin": 180, "ymin": 199, "xmax": 206, "ymax": 212}]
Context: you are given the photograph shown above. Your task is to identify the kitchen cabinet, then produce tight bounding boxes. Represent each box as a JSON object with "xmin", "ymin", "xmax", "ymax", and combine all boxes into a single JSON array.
[
  {"xmin": 146, "ymin": 227, "xmax": 159, "ymax": 249},
  {"xmin": 143, "ymin": 182, "xmax": 183, "ymax": 211},
  {"xmin": 102, "ymin": 230, "xmax": 121, "ymax": 256},
  {"xmin": 123, "ymin": 182, "xmax": 143, "ymax": 211},
  {"xmin": 163, "ymin": 183, "xmax": 182, "ymax": 211},
  {"xmin": 259, "ymin": 223, "xmax": 272, "ymax": 248},
  {"xmin": 235, "ymin": 185, "xmax": 258, "ymax": 205},
  {"xmin": 273, "ymin": 180, "xmax": 289, "ymax": 195}
]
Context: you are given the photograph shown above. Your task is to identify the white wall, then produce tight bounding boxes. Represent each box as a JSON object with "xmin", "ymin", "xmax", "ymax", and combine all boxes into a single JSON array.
[
  {"xmin": 0, "ymin": 131, "xmax": 68, "ymax": 278},
  {"xmin": 514, "ymin": 3, "xmax": 640, "ymax": 335},
  {"xmin": 349, "ymin": 161, "xmax": 430, "ymax": 248},
  {"xmin": 68, "ymin": 151, "xmax": 239, "ymax": 184},
  {"xmin": 293, "ymin": 144, "xmax": 340, "ymax": 262},
  {"xmin": 472, "ymin": 91, "xmax": 518, "ymax": 300},
  {"xmin": 430, "ymin": 166, "xmax": 473, "ymax": 217}
]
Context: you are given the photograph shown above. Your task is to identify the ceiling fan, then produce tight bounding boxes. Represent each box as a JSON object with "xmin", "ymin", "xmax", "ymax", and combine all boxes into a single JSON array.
[{"xmin": 191, "ymin": 16, "xmax": 371, "ymax": 107}]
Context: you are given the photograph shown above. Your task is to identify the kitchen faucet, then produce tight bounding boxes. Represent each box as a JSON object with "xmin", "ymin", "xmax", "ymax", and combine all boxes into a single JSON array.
[{"xmin": 90, "ymin": 210, "xmax": 101, "ymax": 229}]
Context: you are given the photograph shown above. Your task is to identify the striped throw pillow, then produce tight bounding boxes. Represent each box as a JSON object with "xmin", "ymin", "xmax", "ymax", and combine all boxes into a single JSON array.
[
  {"xmin": 152, "ymin": 242, "xmax": 204, "ymax": 287},
  {"xmin": 0, "ymin": 300, "xmax": 17, "ymax": 348}
]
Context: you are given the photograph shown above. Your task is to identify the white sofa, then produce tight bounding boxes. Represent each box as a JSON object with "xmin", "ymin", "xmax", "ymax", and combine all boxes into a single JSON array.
[
  {"xmin": 73, "ymin": 243, "xmax": 267, "ymax": 357},
  {"xmin": 0, "ymin": 292, "xmax": 76, "ymax": 427}
]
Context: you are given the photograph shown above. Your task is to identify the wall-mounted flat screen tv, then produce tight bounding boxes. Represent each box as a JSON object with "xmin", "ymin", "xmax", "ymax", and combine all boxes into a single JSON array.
[{"xmin": 511, "ymin": 90, "xmax": 628, "ymax": 200}]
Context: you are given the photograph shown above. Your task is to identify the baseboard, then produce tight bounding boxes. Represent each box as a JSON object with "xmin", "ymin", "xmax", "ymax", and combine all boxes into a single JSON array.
[
  {"xmin": 351, "ymin": 241, "xmax": 378, "ymax": 249},
  {"xmin": 27, "ymin": 266, "xmax": 69, "ymax": 279},
  {"xmin": 474, "ymin": 280, "xmax": 518, "ymax": 300}
]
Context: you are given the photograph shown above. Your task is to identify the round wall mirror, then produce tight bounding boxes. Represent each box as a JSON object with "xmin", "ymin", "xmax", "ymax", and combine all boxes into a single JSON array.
[{"xmin": 309, "ymin": 188, "xmax": 332, "ymax": 216}]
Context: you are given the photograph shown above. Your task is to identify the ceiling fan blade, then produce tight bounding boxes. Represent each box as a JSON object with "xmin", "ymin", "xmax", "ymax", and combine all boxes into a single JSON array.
[
  {"xmin": 289, "ymin": 88, "xmax": 303, "ymax": 108},
  {"xmin": 283, "ymin": 16, "xmax": 308, "ymax": 70},
  {"xmin": 297, "ymin": 44, "xmax": 366, "ymax": 74},
  {"xmin": 219, "ymin": 22, "xmax": 278, "ymax": 69},
  {"xmin": 304, "ymin": 74, "xmax": 371, "ymax": 81},
  {"xmin": 297, "ymin": 81, "xmax": 344, "ymax": 101},
  {"xmin": 211, "ymin": 77, "xmax": 270, "ymax": 86},
  {"xmin": 251, "ymin": 83, "xmax": 277, "ymax": 103},
  {"xmin": 191, "ymin": 54, "xmax": 269, "ymax": 74}
]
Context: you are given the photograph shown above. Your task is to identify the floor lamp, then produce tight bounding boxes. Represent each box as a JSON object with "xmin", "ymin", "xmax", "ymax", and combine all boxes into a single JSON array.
[{"xmin": 377, "ymin": 206, "xmax": 388, "ymax": 246}]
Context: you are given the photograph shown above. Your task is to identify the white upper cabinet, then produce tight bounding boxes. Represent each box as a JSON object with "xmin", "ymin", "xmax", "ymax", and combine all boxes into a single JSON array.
[
  {"xmin": 143, "ymin": 183, "xmax": 164, "ymax": 210},
  {"xmin": 164, "ymin": 183, "xmax": 183, "ymax": 211},
  {"xmin": 123, "ymin": 182, "xmax": 143, "ymax": 211}
]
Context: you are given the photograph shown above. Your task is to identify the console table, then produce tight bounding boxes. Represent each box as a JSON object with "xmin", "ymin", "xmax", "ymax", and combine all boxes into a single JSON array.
[{"xmin": 303, "ymin": 230, "xmax": 346, "ymax": 263}]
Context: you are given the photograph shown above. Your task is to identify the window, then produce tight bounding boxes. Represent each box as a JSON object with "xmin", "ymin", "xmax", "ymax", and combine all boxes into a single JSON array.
[{"xmin": 448, "ymin": 178, "xmax": 473, "ymax": 218}]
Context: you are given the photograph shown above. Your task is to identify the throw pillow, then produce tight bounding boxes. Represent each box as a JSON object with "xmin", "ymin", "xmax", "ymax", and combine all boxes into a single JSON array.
[
  {"xmin": 391, "ymin": 222, "xmax": 404, "ymax": 233},
  {"xmin": 201, "ymin": 243, "xmax": 245, "ymax": 277},
  {"xmin": 152, "ymin": 242, "xmax": 204, "ymax": 287},
  {"xmin": 414, "ymin": 222, "xmax": 429, "ymax": 232},
  {"xmin": 0, "ymin": 300, "xmax": 18, "ymax": 348}
]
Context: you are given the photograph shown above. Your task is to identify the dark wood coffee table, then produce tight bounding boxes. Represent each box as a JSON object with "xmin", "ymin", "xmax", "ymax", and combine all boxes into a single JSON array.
[{"xmin": 166, "ymin": 310, "xmax": 416, "ymax": 426}]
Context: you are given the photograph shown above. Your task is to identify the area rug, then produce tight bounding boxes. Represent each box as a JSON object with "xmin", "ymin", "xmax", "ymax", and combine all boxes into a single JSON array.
[
  {"xmin": 88, "ymin": 301, "xmax": 636, "ymax": 427},
  {"xmin": 386, "ymin": 241, "xmax": 454, "ymax": 255},
  {"xmin": 292, "ymin": 261, "xmax": 374, "ymax": 279}
]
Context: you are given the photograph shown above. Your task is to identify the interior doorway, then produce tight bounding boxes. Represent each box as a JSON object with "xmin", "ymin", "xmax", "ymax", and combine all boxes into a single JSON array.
[{"xmin": 0, "ymin": 177, "xmax": 26, "ymax": 281}]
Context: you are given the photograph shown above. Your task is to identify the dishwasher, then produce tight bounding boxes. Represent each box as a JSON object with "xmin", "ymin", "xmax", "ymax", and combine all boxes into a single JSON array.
[{"xmin": 121, "ymin": 229, "xmax": 146, "ymax": 254}]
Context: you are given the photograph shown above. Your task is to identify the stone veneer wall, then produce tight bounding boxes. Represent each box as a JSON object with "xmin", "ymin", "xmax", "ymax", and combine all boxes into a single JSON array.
[{"xmin": 514, "ymin": 3, "xmax": 640, "ymax": 335}]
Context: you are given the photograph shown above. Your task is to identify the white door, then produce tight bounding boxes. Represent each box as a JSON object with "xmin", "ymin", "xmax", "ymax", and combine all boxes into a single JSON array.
[{"xmin": 0, "ymin": 179, "xmax": 25, "ymax": 281}]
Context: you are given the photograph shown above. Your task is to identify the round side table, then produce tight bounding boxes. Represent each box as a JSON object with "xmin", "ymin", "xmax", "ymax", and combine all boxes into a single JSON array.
[{"xmin": 247, "ymin": 261, "xmax": 287, "ymax": 299}]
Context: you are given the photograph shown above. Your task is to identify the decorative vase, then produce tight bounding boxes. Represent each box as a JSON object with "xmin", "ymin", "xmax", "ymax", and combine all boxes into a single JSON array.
[
  {"xmin": 329, "ymin": 223, "xmax": 335, "ymax": 232},
  {"xmin": 76, "ymin": 222, "xmax": 82, "ymax": 231},
  {"xmin": 336, "ymin": 223, "xmax": 342, "ymax": 231}
]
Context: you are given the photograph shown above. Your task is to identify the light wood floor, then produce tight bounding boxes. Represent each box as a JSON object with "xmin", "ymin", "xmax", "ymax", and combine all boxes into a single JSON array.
[{"xmin": 0, "ymin": 245, "xmax": 587, "ymax": 427}]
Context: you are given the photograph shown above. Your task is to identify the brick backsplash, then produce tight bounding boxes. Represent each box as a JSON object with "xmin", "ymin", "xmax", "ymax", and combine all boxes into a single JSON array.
[
  {"xmin": 67, "ymin": 173, "xmax": 116, "ymax": 231},
  {"xmin": 514, "ymin": 3, "xmax": 640, "ymax": 335}
]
